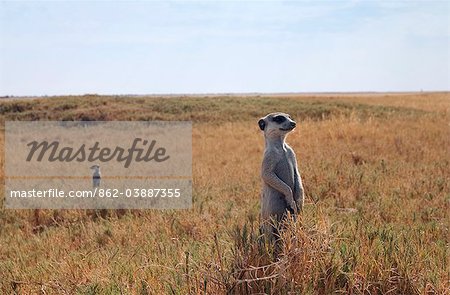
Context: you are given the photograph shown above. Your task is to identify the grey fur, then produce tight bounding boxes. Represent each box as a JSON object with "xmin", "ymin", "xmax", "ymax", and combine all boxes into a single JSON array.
[
  {"xmin": 259, "ymin": 112, "xmax": 304, "ymax": 241},
  {"xmin": 90, "ymin": 165, "xmax": 101, "ymax": 188}
]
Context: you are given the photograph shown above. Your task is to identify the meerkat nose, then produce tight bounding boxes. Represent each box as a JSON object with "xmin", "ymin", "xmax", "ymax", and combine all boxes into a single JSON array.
[{"xmin": 291, "ymin": 122, "xmax": 296, "ymax": 128}]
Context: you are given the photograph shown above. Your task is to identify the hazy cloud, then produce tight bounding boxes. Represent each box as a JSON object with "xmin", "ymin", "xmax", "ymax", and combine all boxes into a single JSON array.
[{"xmin": 0, "ymin": 1, "xmax": 448, "ymax": 95}]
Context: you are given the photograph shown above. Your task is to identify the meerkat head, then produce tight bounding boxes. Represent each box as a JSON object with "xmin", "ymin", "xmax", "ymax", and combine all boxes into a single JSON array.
[
  {"xmin": 258, "ymin": 112, "xmax": 296, "ymax": 137},
  {"xmin": 90, "ymin": 165, "xmax": 100, "ymax": 172}
]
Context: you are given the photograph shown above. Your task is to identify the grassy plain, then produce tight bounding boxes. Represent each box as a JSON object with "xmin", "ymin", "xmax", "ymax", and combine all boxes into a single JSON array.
[{"xmin": 0, "ymin": 92, "xmax": 449, "ymax": 294}]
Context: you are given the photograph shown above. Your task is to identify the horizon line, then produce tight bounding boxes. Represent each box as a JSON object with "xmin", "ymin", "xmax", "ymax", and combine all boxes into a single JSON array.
[{"xmin": 1, "ymin": 90, "xmax": 449, "ymax": 99}]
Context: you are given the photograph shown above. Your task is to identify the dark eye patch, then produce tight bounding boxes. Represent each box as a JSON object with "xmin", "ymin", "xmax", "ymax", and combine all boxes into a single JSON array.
[{"xmin": 272, "ymin": 115, "xmax": 286, "ymax": 123}]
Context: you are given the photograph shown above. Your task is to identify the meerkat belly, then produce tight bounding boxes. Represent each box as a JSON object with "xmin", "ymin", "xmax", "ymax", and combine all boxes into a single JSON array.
[
  {"xmin": 261, "ymin": 157, "xmax": 295, "ymax": 219},
  {"xmin": 261, "ymin": 186, "xmax": 287, "ymax": 218}
]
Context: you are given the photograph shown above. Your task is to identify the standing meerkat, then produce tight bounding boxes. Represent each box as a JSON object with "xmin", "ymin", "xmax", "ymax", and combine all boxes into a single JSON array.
[
  {"xmin": 258, "ymin": 112, "xmax": 304, "ymax": 242},
  {"xmin": 90, "ymin": 165, "xmax": 101, "ymax": 188}
]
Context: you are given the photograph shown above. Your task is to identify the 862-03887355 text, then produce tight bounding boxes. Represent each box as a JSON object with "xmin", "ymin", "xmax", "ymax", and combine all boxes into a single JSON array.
[{"xmin": 9, "ymin": 188, "xmax": 182, "ymax": 198}]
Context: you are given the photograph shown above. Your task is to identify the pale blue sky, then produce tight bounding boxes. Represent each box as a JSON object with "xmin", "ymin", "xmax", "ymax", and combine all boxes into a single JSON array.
[{"xmin": 0, "ymin": 1, "xmax": 449, "ymax": 96}]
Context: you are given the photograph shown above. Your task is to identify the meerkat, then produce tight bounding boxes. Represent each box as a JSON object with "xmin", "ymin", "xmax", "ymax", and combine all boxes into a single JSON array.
[
  {"xmin": 90, "ymin": 165, "xmax": 101, "ymax": 188},
  {"xmin": 258, "ymin": 112, "xmax": 304, "ymax": 243},
  {"xmin": 90, "ymin": 164, "xmax": 108, "ymax": 219}
]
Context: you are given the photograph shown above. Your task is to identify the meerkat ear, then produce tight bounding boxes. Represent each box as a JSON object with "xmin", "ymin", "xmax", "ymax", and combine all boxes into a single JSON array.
[{"xmin": 258, "ymin": 119, "xmax": 266, "ymax": 131}]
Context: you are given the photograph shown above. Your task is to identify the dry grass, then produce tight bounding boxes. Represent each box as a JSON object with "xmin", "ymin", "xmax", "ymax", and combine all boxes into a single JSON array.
[{"xmin": 0, "ymin": 93, "xmax": 449, "ymax": 294}]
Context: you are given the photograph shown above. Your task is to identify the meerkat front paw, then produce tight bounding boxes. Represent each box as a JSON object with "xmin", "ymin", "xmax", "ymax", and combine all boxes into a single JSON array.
[{"xmin": 286, "ymin": 196, "xmax": 297, "ymax": 212}]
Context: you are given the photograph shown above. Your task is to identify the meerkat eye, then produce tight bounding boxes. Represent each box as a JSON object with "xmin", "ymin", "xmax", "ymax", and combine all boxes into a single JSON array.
[{"xmin": 273, "ymin": 116, "xmax": 286, "ymax": 123}]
